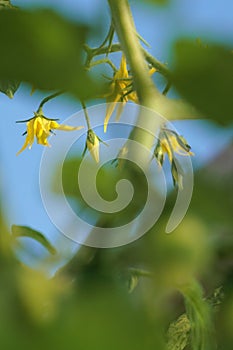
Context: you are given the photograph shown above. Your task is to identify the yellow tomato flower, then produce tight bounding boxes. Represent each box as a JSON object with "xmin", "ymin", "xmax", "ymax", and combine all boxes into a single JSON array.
[
  {"xmin": 104, "ymin": 54, "xmax": 156, "ymax": 132},
  {"xmin": 153, "ymin": 129, "xmax": 194, "ymax": 189},
  {"xmin": 155, "ymin": 131, "xmax": 194, "ymax": 166},
  {"xmin": 17, "ymin": 111, "xmax": 83, "ymax": 155}
]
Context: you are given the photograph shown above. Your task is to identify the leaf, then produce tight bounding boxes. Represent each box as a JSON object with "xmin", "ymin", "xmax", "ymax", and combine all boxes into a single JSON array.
[
  {"xmin": 173, "ymin": 41, "xmax": 233, "ymax": 124},
  {"xmin": 0, "ymin": 1, "xmax": 20, "ymax": 99},
  {"xmin": 0, "ymin": 9, "xmax": 97, "ymax": 98},
  {"xmin": 11, "ymin": 225, "xmax": 56, "ymax": 255},
  {"xmin": 179, "ymin": 280, "xmax": 216, "ymax": 350},
  {"xmin": 167, "ymin": 286, "xmax": 224, "ymax": 350},
  {"xmin": 0, "ymin": 0, "xmax": 15, "ymax": 10},
  {"xmin": 128, "ymin": 274, "xmax": 139, "ymax": 293},
  {"xmin": 0, "ymin": 79, "xmax": 20, "ymax": 98}
]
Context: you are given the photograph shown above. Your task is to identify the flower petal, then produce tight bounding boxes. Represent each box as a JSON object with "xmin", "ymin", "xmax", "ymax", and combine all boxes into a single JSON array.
[
  {"xmin": 115, "ymin": 101, "xmax": 126, "ymax": 122},
  {"xmin": 149, "ymin": 67, "xmax": 156, "ymax": 76},
  {"xmin": 50, "ymin": 120, "xmax": 83, "ymax": 131},
  {"xmin": 118, "ymin": 54, "xmax": 128, "ymax": 78},
  {"xmin": 161, "ymin": 139, "xmax": 173, "ymax": 163},
  {"xmin": 37, "ymin": 131, "xmax": 50, "ymax": 146},
  {"xmin": 16, "ymin": 138, "xmax": 30, "ymax": 155},
  {"xmin": 16, "ymin": 119, "xmax": 35, "ymax": 155},
  {"xmin": 104, "ymin": 93, "xmax": 122, "ymax": 132}
]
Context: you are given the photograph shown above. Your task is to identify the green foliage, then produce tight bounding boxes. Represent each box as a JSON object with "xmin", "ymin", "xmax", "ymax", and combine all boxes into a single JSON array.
[
  {"xmin": 180, "ymin": 281, "xmax": 215, "ymax": 350},
  {"xmin": 167, "ymin": 286, "xmax": 224, "ymax": 350},
  {"xmin": 55, "ymin": 156, "xmax": 148, "ymax": 227},
  {"xmin": 0, "ymin": 79, "xmax": 20, "ymax": 98},
  {"xmin": 11, "ymin": 225, "xmax": 56, "ymax": 255},
  {"xmin": 173, "ymin": 41, "xmax": 233, "ymax": 124},
  {"xmin": 191, "ymin": 158, "xmax": 233, "ymax": 227},
  {"xmin": 0, "ymin": 9, "xmax": 96, "ymax": 97},
  {"xmin": 0, "ymin": 0, "xmax": 15, "ymax": 10}
]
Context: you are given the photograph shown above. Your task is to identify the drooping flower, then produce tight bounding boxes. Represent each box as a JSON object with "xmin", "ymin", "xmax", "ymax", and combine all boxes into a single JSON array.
[
  {"xmin": 17, "ymin": 110, "xmax": 83, "ymax": 155},
  {"xmin": 104, "ymin": 54, "xmax": 156, "ymax": 132},
  {"xmin": 154, "ymin": 130, "xmax": 193, "ymax": 166},
  {"xmin": 153, "ymin": 129, "xmax": 194, "ymax": 188}
]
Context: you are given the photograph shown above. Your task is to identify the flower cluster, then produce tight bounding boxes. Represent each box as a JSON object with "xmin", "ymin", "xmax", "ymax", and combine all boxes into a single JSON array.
[
  {"xmin": 16, "ymin": 55, "xmax": 156, "ymax": 159},
  {"xmin": 104, "ymin": 54, "xmax": 155, "ymax": 132},
  {"xmin": 15, "ymin": 54, "xmax": 193, "ymax": 186}
]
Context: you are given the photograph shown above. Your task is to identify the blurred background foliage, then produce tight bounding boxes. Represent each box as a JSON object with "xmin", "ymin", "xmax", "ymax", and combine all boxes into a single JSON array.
[{"xmin": 0, "ymin": 0, "xmax": 233, "ymax": 349}]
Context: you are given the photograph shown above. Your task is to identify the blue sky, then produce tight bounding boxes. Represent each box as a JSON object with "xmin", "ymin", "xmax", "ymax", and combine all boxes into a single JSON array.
[{"xmin": 1, "ymin": 0, "xmax": 233, "ymax": 270}]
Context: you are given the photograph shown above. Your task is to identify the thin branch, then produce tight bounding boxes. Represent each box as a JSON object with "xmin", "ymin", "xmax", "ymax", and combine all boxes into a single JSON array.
[
  {"xmin": 84, "ymin": 42, "xmax": 170, "ymax": 80},
  {"xmin": 36, "ymin": 90, "xmax": 65, "ymax": 113},
  {"xmin": 95, "ymin": 21, "xmax": 115, "ymax": 54},
  {"xmin": 142, "ymin": 47, "xmax": 170, "ymax": 79},
  {"xmin": 89, "ymin": 58, "xmax": 117, "ymax": 72},
  {"xmin": 81, "ymin": 100, "xmax": 91, "ymax": 130}
]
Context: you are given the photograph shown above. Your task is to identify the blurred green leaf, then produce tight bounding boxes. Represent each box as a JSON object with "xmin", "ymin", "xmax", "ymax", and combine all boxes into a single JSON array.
[
  {"xmin": 54, "ymin": 156, "xmax": 148, "ymax": 228},
  {"xmin": 167, "ymin": 286, "xmax": 223, "ymax": 350},
  {"xmin": 0, "ymin": 79, "xmax": 20, "ymax": 98},
  {"xmin": 216, "ymin": 291, "xmax": 233, "ymax": 350},
  {"xmin": 180, "ymin": 280, "xmax": 215, "ymax": 350},
  {"xmin": 47, "ymin": 286, "xmax": 166, "ymax": 350},
  {"xmin": 0, "ymin": 9, "xmax": 96, "ymax": 98},
  {"xmin": 191, "ymin": 156, "xmax": 233, "ymax": 227},
  {"xmin": 11, "ymin": 225, "xmax": 56, "ymax": 255},
  {"xmin": 128, "ymin": 273, "xmax": 139, "ymax": 293},
  {"xmin": 0, "ymin": 1, "xmax": 21, "ymax": 100},
  {"xmin": 173, "ymin": 41, "xmax": 233, "ymax": 124},
  {"xmin": 0, "ymin": 0, "xmax": 15, "ymax": 10}
]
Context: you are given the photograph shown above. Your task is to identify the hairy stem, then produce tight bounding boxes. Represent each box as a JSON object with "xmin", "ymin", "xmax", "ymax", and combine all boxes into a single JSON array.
[
  {"xmin": 84, "ymin": 43, "xmax": 170, "ymax": 79},
  {"xmin": 108, "ymin": 0, "xmax": 163, "ymax": 165},
  {"xmin": 108, "ymin": 0, "xmax": 159, "ymax": 104}
]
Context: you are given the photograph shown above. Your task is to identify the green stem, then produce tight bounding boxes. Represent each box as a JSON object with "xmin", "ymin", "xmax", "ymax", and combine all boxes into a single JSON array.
[
  {"xmin": 108, "ymin": 0, "xmax": 163, "ymax": 166},
  {"xmin": 83, "ymin": 43, "xmax": 121, "ymax": 56},
  {"xmin": 81, "ymin": 101, "xmax": 91, "ymax": 130},
  {"xmin": 95, "ymin": 21, "xmax": 115, "ymax": 54},
  {"xmin": 136, "ymin": 31, "xmax": 151, "ymax": 48},
  {"xmin": 89, "ymin": 58, "xmax": 117, "ymax": 72},
  {"xmin": 84, "ymin": 42, "xmax": 170, "ymax": 79},
  {"xmin": 108, "ymin": 0, "xmax": 159, "ymax": 103},
  {"xmin": 36, "ymin": 90, "xmax": 65, "ymax": 113},
  {"xmin": 162, "ymin": 81, "xmax": 172, "ymax": 95},
  {"xmin": 142, "ymin": 47, "xmax": 171, "ymax": 79}
]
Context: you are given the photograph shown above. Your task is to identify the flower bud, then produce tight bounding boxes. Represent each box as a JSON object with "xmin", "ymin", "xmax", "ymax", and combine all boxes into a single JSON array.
[{"xmin": 86, "ymin": 129, "xmax": 100, "ymax": 163}]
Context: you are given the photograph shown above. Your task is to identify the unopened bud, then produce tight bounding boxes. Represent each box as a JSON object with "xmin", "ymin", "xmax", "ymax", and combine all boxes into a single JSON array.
[{"xmin": 86, "ymin": 129, "xmax": 100, "ymax": 163}]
